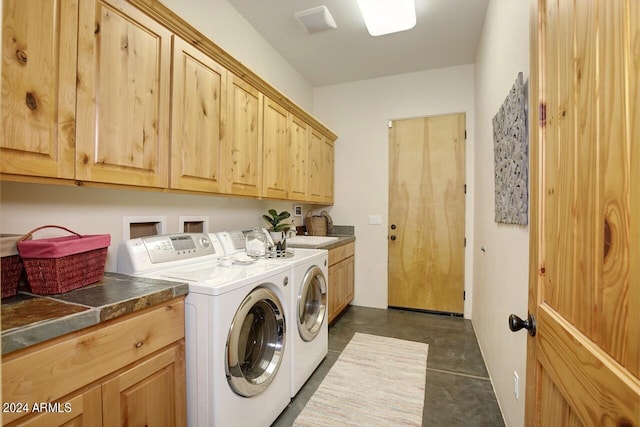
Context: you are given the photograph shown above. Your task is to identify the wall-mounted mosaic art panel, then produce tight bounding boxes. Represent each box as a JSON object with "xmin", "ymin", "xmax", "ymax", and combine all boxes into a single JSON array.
[{"xmin": 493, "ymin": 72, "xmax": 528, "ymax": 225}]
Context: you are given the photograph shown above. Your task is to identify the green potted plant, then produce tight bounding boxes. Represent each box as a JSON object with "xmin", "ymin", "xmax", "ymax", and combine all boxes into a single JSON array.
[{"xmin": 262, "ymin": 209, "xmax": 291, "ymax": 251}]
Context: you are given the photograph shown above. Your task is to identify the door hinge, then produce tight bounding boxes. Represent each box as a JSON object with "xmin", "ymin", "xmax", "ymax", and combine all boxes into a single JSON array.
[
  {"xmin": 463, "ymin": 291, "xmax": 466, "ymax": 300},
  {"xmin": 464, "ymin": 237, "xmax": 467, "ymax": 247},
  {"xmin": 464, "ymin": 129, "xmax": 467, "ymax": 139},
  {"xmin": 388, "ymin": 120, "xmax": 393, "ymax": 128},
  {"xmin": 464, "ymin": 184, "xmax": 467, "ymax": 194},
  {"xmin": 539, "ymin": 103, "xmax": 546, "ymax": 128}
]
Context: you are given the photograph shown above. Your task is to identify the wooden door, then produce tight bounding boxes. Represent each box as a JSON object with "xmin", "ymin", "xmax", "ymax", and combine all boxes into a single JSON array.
[
  {"xmin": 262, "ymin": 97, "xmax": 289, "ymax": 199},
  {"xmin": 102, "ymin": 344, "xmax": 186, "ymax": 427},
  {"xmin": 526, "ymin": 0, "xmax": 639, "ymax": 425},
  {"xmin": 288, "ymin": 114, "xmax": 309, "ymax": 201},
  {"xmin": 1, "ymin": 0, "xmax": 77, "ymax": 179},
  {"xmin": 170, "ymin": 37, "xmax": 226, "ymax": 193},
  {"xmin": 76, "ymin": 0, "xmax": 171, "ymax": 188},
  {"xmin": 225, "ymin": 74, "xmax": 263, "ymax": 196},
  {"xmin": 388, "ymin": 114, "xmax": 465, "ymax": 314}
]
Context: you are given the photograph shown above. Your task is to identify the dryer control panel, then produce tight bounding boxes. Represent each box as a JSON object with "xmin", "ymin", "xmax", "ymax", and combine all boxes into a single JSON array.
[
  {"xmin": 118, "ymin": 233, "xmax": 224, "ymax": 274},
  {"xmin": 143, "ymin": 233, "xmax": 218, "ymax": 263}
]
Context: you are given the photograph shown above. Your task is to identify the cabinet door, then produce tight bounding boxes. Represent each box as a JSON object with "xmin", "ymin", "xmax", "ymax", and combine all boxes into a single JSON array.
[
  {"xmin": 13, "ymin": 386, "xmax": 102, "ymax": 427},
  {"xmin": 225, "ymin": 74, "xmax": 262, "ymax": 196},
  {"xmin": 322, "ymin": 139, "xmax": 335, "ymax": 204},
  {"xmin": 102, "ymin": 343, "xmax": 186, "ymax": 427},
  {"xmin": 262, "ymin": 98, "xmax": 289, "ymax": 199},
  {"xmin": 76, "ymin": 0, "xmax": 171, "ymax": 187},
  {"xmin": 171, "ymin": 37, "xmax": 226, "ymax": 193},
  {"xmin": 288, "ymin": 115, "xmax": 309, "ymax": 201},
  {"xmin": 1, "ymin": 0, "xmax": 77, "ymax": 179},
  {"xmin": 308, "ymin": 128, "xmax": 324, "ymax": 202},
  {"xmin": 328, "ymin": 260, "xmax": 346, "ymax": 324},
  {"xmin": 345, "ymin": 255, "xmax": 354, "ymax": 303}
]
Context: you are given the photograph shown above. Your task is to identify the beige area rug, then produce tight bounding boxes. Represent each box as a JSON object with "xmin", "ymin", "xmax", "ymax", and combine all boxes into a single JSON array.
[{"xmin": 294, "ymin": 333, "xmax": 428, "ymax": 427}]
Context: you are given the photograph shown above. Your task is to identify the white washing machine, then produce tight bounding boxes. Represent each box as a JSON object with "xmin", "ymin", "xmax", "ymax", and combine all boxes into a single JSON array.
[
  {"xmin": 118, "ymin": 233, "xmax": 292, "ymax": 427},
  {"xmin": 215, "ymin": 230, "xmax": 329, "ymax": 398}
]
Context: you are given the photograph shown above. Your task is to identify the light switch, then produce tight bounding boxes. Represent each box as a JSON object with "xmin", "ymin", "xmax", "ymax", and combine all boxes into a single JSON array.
[{"xmin": 368, "ymin": 215, "xmax": 382, "ymax": 225}]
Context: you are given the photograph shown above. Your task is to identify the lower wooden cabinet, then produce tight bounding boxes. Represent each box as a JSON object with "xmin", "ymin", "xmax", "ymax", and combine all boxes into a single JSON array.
[
  {"xmin": 1, "ymin": 298, "xmax": 186, "ymax": 426},
  {"xmin": 10, "ymin": 386, "xmax": 102, "ymax": 427},
  {"xmin": 102, "ymin": 344, "xmax": 185, "ymax": 427},
  {"xmin": 328, "ymin": 242, "xmax": 355, "ymax": 324}
]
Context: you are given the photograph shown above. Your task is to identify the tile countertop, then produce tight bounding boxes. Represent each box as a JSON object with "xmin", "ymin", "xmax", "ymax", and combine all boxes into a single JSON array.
[{"xmin": 1, "ymin": 272, "xmax": 188, "ymax": 355}]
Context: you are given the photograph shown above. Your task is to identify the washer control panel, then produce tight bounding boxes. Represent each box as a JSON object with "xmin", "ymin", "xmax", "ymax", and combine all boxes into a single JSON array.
[{"xmin": 216, "ymin": 228, "xmax": 274, "ymax": 254}]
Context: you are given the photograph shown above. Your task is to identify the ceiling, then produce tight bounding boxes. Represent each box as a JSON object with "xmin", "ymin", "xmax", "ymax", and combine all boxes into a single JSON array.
[{"xmin": 226, "ymin": 0, "xmax": 490, "ymax": 87}]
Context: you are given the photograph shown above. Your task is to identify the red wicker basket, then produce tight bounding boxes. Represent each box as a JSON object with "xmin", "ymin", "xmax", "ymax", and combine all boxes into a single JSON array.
[
  {"xmin": 1, "ymin": 234, "xmax": 26, "ymax": 298},
  {"xmin": 17, "ymin": 225, "xmax": 111, "ymax": 295}
]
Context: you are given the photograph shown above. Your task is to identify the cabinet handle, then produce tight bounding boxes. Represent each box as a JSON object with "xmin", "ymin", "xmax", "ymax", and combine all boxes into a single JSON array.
[{"xmin": 135, "ymin": 341, "xmax": 144, "ymax": 348}]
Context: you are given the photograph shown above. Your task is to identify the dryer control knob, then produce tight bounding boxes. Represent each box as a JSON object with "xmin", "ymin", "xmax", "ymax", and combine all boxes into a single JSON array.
[{"xmin": 200, "ymin": 237, "xmax": 210, "ymax": 247}]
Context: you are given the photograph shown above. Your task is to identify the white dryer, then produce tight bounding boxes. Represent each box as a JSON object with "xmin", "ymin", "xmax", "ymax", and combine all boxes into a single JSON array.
[
  {"xmin": 288, "ymin": 248, "xmax": 329, "ymax": 397},
  {"xmin": 118, "ymin": 233, "xmax": 292, "ymax": 427},
  {"xmin": 215, "ymin": 230, "xmax": 329, "ymax": 398}
]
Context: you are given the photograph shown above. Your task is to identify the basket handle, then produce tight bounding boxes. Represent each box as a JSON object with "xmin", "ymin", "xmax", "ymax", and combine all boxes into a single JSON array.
[{"xmin": 19, "ymin": 225, "xmax": 83, "ymax": 242}]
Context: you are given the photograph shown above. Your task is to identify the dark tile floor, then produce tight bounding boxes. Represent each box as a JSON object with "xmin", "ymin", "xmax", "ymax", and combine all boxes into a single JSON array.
[{"xmin": 273, "ymin": 306, "xmax": 505, "ymax": 427}]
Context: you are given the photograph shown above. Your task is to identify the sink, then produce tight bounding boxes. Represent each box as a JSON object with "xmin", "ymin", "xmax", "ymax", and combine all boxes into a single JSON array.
[{"xmin": 286, "ymin": 236, "xmax": 339, "ymax": 247}]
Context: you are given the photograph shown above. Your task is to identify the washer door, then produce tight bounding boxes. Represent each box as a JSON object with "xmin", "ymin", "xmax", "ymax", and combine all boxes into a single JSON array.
[
  {"xmin": 297, "ymin": 266, "xmax": 327, "ymax": 342},
  {"xmin": 226, "ymin": 287, "xmax": 286, "ymax": 397}
]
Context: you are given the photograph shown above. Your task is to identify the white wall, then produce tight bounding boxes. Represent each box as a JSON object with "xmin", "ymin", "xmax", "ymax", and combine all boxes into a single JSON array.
[
  {"xmin": 159, "ymin": 0, "xmax": 314, "ymax": 111},
  {"xmin": 314, "ymin": 65, "xmax": 476, "ymax": 317},
  {"xmin": 0, "ymin": 182, "xmax": 302, "ymax": 272},
  {"xmin": 472, "ymin": 1, "xmax": 530, "ymax": 426}
]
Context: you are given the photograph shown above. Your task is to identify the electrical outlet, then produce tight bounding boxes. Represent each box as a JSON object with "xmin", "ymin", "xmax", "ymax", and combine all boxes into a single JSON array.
[{"xmin": 513, "ymin": 371, "xmax": 520, "ymax": 400}]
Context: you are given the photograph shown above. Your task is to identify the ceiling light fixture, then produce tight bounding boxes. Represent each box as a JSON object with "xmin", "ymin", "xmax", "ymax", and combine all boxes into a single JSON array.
[
  {"xmin": 294, "ymin": 6, "xmax": 337, "ymax": 34},
  {"xmin": 356, "ymin": 0, "xmax": 416, "ymax": 37}
]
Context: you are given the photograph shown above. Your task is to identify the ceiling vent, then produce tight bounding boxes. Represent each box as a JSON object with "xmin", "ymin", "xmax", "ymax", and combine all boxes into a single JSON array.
[{"xmin": 294, "ymin": 6, "xmax": 337, "ymax": 34}]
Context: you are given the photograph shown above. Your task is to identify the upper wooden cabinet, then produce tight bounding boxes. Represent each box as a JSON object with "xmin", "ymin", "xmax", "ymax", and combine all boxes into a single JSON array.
[
  {"xmin": 288, "ymin": 114, "xmax": 309, "ymax": 201},
  {"xmin": 75, "ymin": 0, "xmax": 171, "ymax": 188},
  {"xmin": 171, "ymin": 36, "xmax": 226, "ymax": 193},
  {"xmin": 1, "ymin": 0, "xmax": 78, "ymax": 179},
  {"xmin": 323, "ymin": 139, "xmax": 335, "ymax": 203},
  {"xmin": 309, "ymin": 128, "xmax": 334, "ymax": 204},
  {"xmin": 225, "ymin": 74, "xmax": 263, "ymax": 197},
  {"xmin": 1, "ymin": 0, "xmax": 337, "ymax": 203},
  {"xmin": 262, "ymin": 98, "xmax": 290, "ymax": 199}
]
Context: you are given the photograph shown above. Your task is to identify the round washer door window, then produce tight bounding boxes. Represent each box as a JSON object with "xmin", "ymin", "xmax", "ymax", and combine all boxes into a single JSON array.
[
  {"xmin": 226, "ymin": 287, "xmax": 286, "ymax": 397},
  {"xmin": 297, "ymin": 266, "xmax": 327, "ymax": 342}
]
